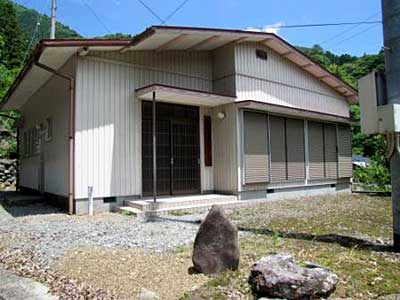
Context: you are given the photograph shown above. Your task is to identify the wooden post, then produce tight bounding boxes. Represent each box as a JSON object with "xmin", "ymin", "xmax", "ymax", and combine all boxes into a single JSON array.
[{"xmin": 152, "ymin": 91, "xmax": 157, "ymax": 203}]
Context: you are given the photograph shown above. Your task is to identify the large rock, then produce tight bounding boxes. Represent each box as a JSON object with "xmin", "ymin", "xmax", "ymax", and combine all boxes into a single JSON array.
[
  {"xmin": 192, "ymin": 205, "xmax": 239, "ymax": 274},
  {"xmin": 248, "ymin": 254, "xmax": 338, "ymax": 299}
]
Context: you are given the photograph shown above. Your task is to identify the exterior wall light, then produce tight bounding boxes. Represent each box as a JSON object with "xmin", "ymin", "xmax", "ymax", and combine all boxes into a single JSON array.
[{"xmin": 217, "ymin": 112, "xmax": 226, "ymax": 120}]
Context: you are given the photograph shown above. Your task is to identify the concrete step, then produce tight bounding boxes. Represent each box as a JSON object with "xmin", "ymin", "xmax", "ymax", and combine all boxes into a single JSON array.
[
  {"xmin": 117, "ymin": 206, "xmax": 144, "ymax": 216},
  {"xmin": 142, "ymin": 200, "xmax": 244, "ymax": 216},
  {"xmin": 127, "ymin": 195, "xmax": 238, "ymax": 212}
]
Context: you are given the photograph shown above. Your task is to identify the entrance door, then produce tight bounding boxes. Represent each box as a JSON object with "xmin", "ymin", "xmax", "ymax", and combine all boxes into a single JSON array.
[
  {"xmin": 142, "ymin": 102, "xmax": 200, "ymax": 196},
  {"xmin": 171, "ymin": 120, "xmax": 200, "ymax": 195}
]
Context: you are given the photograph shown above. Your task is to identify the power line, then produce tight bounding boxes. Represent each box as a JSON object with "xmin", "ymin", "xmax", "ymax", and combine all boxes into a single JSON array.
[
  {"xmin": 331, "ymin": 24, "xmax": 380, "ymax": 49},
  {"xmin": 136, "ymin": 0, "xmax": 165, "ymax": 24},
  {"xmin": 320, "ymin": 12, "xmax": 381, "ymax": 45},
  {"xmin": 163, "ymin": 0, "xmax": 190, "ymax": 24},
  {"xmin": 20, "ymin": 0, "xmax": 48, "ymax": 67},
  {"xmin": 265, "ymin": 20, "xmax": 381, "ymax": 29},
  {"xmin": 82, "ymin": 0, "xmax": 112, "ymax": 34}
]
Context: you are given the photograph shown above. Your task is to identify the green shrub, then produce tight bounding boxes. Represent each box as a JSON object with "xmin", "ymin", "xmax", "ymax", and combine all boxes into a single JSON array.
[{"xmin": 353, "ymin": 160, "xmax": 391, "ymax": 192}]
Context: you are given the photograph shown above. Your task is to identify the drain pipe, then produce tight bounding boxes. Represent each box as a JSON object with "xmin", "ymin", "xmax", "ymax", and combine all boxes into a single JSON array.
[{"xmin": 35, "ymin": 62, "xmax": 75, "ymax": 215}]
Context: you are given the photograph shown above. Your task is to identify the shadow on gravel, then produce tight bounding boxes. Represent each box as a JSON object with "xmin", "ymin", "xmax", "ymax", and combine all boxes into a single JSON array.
[
  {"xmin": 237, "ymin": 226, "xmax": 393, "ymax": 253},
  {"xmin": 0, "ymin": 191, "xmax": 63, "ymax": 218},
  {"xmin": 0, "ymin": 202, "xmax": 63, "ymax": 218}
]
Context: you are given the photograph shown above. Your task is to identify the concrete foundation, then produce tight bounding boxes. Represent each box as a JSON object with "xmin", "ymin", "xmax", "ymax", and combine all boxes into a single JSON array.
[{"xmin": 239, "ymin": 182, "xmax": 351, "ymax": 201}]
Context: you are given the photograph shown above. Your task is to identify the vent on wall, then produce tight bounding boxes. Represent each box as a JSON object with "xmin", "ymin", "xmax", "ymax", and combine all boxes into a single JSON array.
[
  {"xmin": 104, "ymin": 197, "xmax": 116, "ymax": 203},
  {"xmin": 256, "ymin": 49, "xmax": 268, "ymax": 60}
]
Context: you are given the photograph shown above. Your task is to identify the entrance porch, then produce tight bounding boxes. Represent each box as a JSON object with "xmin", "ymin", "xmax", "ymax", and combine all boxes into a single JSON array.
[
  {"xmin": 119, "ymin": 194, "xmax": 241, "ymax": 217},
  {"xmin": 136, "ymin": 84, "xmax": 236, "ymax": 200}
]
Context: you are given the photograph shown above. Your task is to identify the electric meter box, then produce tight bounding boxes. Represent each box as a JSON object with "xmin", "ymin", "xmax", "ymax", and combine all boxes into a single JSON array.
[{"xmin": 358, "ymin": 72, "xmax": 400, "ymax": 134}]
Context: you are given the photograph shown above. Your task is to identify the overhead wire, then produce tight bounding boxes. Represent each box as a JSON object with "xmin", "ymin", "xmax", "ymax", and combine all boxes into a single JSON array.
[
  {"xmin": 264, "ymin": 20, "xmax": 381, "ymax": 30},
  {"xmin": 20, "ymin": 0, "xmax": 48, "ymax": 67},
  {"xmin": 163, "ymin": 0, "xmax": 190, "ymax": 24},
  {"xmin": 320, "ymin": 12, "xmax": 381, "ymax": 45},
  {"xmin": 136, "ymin": 0, "xmax": 165, "ymax": 24},
  {"xmin": 330, "ymin": 24, "xmax": 381, "ymax": 50},
  {"xmin": 82, "ymin": 0, "xmax": 112, "ymax": 34}
]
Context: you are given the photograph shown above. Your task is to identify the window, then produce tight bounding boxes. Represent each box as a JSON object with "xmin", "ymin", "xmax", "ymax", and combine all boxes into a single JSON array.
[
  {"xmin": 32, "ymin": 125, "xmax": 41, "ymax": 155},
  {"xmin": 44, "ymin": 118, "xmax": 52, "ymax": 142},
  {"xmin": 23, "ymin": 126, "xmax": 42, "ymax": 157},
  {"xmin": 244, "ymin": 112, "xmax": 269, "ymax": 183},
  {"xmin": 256, "ymin": 49, "xmax": 268, "ymax": 60},
  {"xmin": 23, "ymin": 132, "xmax": 28, "ymax": 157},
  {"xmin": 204, "ymin": 116, "xmax": 212, "ymax": 167}
]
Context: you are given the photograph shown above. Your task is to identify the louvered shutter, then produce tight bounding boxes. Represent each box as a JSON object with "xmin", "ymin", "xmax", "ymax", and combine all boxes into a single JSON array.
[
  {"xmin": 338, "ymin": 124, "xmax": 352, "ymax": 178},
  {"xmin": 286, "ymin": 118, "xmax": 305, "ymax": 180},
  {"xmin": 308, "ymin": 121, "xmax": 325, "ymax": 179},
  {"xmin": 270, "ymin": 115, "xmax": 287, "ymax": 182},
  {"xmin": 324, "ymin": 124, "xmax": 338, "ymax": 179},
  {"xmin": 244, "ymin": 112, "xmax": 269, "ymax": 183}
]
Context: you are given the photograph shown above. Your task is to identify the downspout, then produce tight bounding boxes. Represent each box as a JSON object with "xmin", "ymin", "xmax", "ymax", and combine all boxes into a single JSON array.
[{"xmin": 34, "ymin": 61, "xmax": 75, "ymax": 215}]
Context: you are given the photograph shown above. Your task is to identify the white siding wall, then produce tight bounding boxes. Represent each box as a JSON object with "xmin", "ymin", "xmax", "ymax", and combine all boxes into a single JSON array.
[
  {"xmin": 90, "ymin": 51, "xmax": 213, "ymax": 92},
  {"xmin": 19, "ymin": 58, "xmax": 74, "ymax": 196},
  {"xmin": 212, "ymin": 103, "xmax": 238, "ymax": 193},
  {"xmin": 234, "ymin": 43, "xmax": 350, "ymax": 118},
  {"xmin": 75, "ymin": 51, "xmax": 214, "ymax": 199},
  {"xmin": 199, "ymin": 107, "xmax": 214, "ymax": 192},
  {"xmin": 212, "ymin": 45, "xmax": 236, "ymax": 96}
]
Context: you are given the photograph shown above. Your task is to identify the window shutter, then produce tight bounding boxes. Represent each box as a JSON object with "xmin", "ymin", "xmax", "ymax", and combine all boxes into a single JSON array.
[
  {"xmin": 324, "ymin": 123, "xmax": 338, "ymax": 179},
  {"xmin": 270, "ymin": 115, "xmax": 287, "ymax": 182},
  {"xmin": 286, "ymin": 118, "xmax": 305, "ymax": 180},
  {"xmin": 308, "ymin": 121, "xmax": 325, "ymax": 179},
  {"xmin": 244, "ymin": 112, "xmax": 269, "ymax": 183},
  {"xmin": 338, "ymin": 124, "xmax": 352, "ymax": 178}
]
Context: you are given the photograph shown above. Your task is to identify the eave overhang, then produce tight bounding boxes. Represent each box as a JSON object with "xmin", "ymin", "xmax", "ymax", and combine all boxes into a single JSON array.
[
  {"xmin": 1, "ymin": 25, "xmax": 358, "ymax": 111},
  {"xmin": 135, "ymin": 84, "xmax": 235, "ymax": 107}
]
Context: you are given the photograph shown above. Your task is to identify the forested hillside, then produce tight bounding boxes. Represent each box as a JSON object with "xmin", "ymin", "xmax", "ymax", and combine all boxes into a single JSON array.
[
  {"xmin": 14, "ymin": 1, "xmax": 81, "ymax": 41},
  {"xmin": 0, "ymin": 0, "xmax": 390, "ymax": 188}
]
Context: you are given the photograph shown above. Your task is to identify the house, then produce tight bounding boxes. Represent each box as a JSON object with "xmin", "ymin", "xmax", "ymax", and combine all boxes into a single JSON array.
[{"xmin": 0, "ymin": 26, "xmax": 357, "ymax": 215}]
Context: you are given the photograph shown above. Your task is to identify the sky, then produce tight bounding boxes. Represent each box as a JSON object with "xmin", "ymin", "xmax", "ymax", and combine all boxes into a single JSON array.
[{"xmin": 15, "ymin": 0, "xmax": 383, "ymax": 56}]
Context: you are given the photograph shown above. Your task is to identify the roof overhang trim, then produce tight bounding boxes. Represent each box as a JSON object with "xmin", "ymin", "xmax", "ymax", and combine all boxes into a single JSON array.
[
  {"xmin": 1, "ymin": 25, "xmax": 358, "ymax": 111},
  {"xmin": 236, "ymin": 100, "xmax": 350, "ymax": 124},
  {"xmin": 135, "ymin": 84, "xmax": 235, "ymax": 107}
]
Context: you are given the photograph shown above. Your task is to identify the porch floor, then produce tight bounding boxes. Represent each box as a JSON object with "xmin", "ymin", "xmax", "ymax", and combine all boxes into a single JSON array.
[{"xmin": 119, "ymin": 194, "xmax": 242, "ymax": 217}]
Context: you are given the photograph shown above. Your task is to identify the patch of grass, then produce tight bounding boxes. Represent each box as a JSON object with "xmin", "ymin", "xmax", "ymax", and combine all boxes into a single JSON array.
[
  {"xmin": 120, "ymin": 210, "xmax": 133, "ymax": 216},
  {"xmin": 169, "ymin": 210, "xmax": 191, "ymax": 217},
  {"xmin": 183, "ymin": 195, "xmax": 400, "ymax": 300},
  {"xmin": 175, "ymin": 244, "xmax": 191, "ymax": 253}
]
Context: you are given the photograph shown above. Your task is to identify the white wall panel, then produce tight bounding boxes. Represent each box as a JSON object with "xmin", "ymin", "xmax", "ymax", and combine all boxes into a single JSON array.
[
  {"xmin": 200, "ymin": 107, "xmax": 214, "ymax": 192},
  {"xmin": 19, "ymin": 58, "xmax": 74, "ymax": 196},
  {"xmin": 212, "ymin": 45, "xmax": 236, "ymax": 96},
  {"xmin": 90, "ymin": 51, "xmax": 213, "ymax": 92},
  {"xmin": 75, "ymin": 51, "xmax": 215, "ymax": 199},
  {"xmin": 234, "ymin": 43, "xmax": 350, "ymax": 118},
  {"xmin": 212, "ymin": 103, "xmax": 238, "ymax": 193},
  {"xmin": 75, "ymin": 59, "xmax": 140, "ymax": 199}
]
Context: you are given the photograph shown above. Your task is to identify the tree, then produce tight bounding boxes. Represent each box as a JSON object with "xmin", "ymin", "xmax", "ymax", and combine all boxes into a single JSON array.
[{"xmin": 0, "ymin": 0, "xmax": 24, "ymax": 68}]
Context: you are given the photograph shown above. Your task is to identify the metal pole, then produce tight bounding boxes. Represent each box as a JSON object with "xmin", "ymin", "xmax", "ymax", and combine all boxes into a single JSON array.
[
  {"xmin": 152, "ymin": 91, "xmax": 157, "ymax": 203},
  {"xmin": 88, "ymin": 186, "xmax": 93, "ymax": 215},
  {"xmin": 50, "ymin": 0, "xmax": 56, "ymax": 39},
  {"xmin": 382, "ymin": 0, "xmax": 400, "ymax": 252}
]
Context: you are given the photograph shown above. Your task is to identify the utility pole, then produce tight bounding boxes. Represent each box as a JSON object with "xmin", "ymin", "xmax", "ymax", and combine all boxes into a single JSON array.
[
  {"xmin": 50, "ymin": 0, "xmax": 56, "ymax": 39},
  {"xmin": 382, "ymin": 0, "xmax": 400, "ymax": 252}
]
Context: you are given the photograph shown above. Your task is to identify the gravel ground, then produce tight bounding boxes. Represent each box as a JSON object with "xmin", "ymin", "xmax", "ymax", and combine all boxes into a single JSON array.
[{"xmin": 0, "ymin": 202, "xmax": 208, "ymax": 267}]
